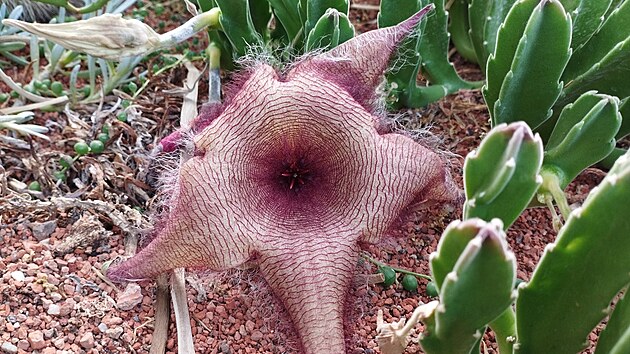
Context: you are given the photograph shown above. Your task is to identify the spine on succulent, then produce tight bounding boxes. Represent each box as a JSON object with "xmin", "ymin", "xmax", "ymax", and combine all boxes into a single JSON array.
[
  {"xmin": 594, "ymin": 286, "xmax": 630, "ymax": 354},
  {"xmin": 467, "ymin": 0, "xmax": 518, "ymax": 72},
  {"xmin": 515, "ymin": 149, "xmax": 630, "ymax": 354},
  {"xmin": 556, "ymin": 0, "xmax": 630, "ymax": 110},
  {"xmin": 420, "ymin": 218, "xmax": 516, "ymax": 354},
  {"xmin": 447, "ymin": 0, "xmax": 477, "ymax": 63},
  {"xmin": 379, "ymin": 0, "xmax": 479, "ymax": 109},
  {"xmin": 305, "ymin": 8, "xmax": 354, "ymax": 51},
  {"xmin": 463, "ymin": 122, "xmax": 543, "ymax": 229},
  {"xmin": 486, "ymin": 0, "xmax": 572, "ymax": 129},
  {"xmin": 542, "ymin": 91, "xmax": 621, "ymax": 190}
]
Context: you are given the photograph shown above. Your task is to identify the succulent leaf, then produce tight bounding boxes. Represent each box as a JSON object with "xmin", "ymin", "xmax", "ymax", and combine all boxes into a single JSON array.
[
  {"xmin": 416, "ymin": 0, "xmax": 479, "ymax": 93},
  {"xmin": 617, "ymin": 97, "xmax": 630, "ymax": 139},
  {"xmin": 379, "ymin": 0, "xmax": 477, "ymax": 108},
  {"xmin": 215, "ymin": 0, "xmax": 262, "ymax": 56},
  {"xmin": 562, "ymin": 0, "xmax": 630, "ymax": 83},
  {"xmin": 544, "ymin": 91, "xmax": 621, "ymax": 188},
  {"xmin": 559, "ymin": 0, "xmax": 613, "ymax": 50},
  {"xmin": 268, "ymin": 0, "xmax": 302, "ymax": 42},
  {"xmin": 463, "ymin": 122, "xmax": 543, "ymax": 229},
  {"xmin": 483, "ymin": 0, "xmax": 538, "ymax": 117},
  {"xmin": 248, "ymin": 0, "xmax": 271, "ymax": 37},
  {"xmin": 305, "ymin": 8, "xmax": 354, "ymax": 51},
  {"xmin": 595, "ymin": 287, "xmax": 630, "ymax": 354},
  {"xmin": 468, "ymin": 0, "xmax": 517, "ymax": 72},
  {"xmin": 302, "ymin": 0, "xmax": 349, "ymax": 40},
  {"xmin": 430, "ymin": 219, "xmax": 487, "ymax": 290},
  {"xmin": 515, "ymin": 149, "xmax": 630, "ymax": 354},
  {"xmin": 491, "ymin": 0, "xmax": 572, "ymax": 129},
  {"xmin": 448, "ymin": 0, "xmax": 477, "ymax": 63},
  {"xmin": 423, "ymin": 218, "xmax": 516, "ymax": 354},
  {"xmin": 556, "ymin": 0, "xmax": 630, "ymax": 113}
]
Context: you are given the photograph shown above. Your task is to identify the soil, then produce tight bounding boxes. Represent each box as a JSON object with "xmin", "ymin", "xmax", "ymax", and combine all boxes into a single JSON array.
[{"xmin": 0, "ymin": 1, "xmax": 609, "ymax": 354}]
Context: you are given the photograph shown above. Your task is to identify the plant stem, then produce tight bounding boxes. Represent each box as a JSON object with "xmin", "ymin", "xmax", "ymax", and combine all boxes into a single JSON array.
[
  {"xmin": 489, "ymin": 307, "xmax": 516, "ymax": 354},
  {"xmin": 171, "ymin": 268, "xmax": 195, "ymax": 354},
  {"xmin": 363, "ymin": 254, "xmax": 432, "ymax": 281},
  {"xmin": 150, "ymin": 274, "xmax": 170, "ymax": 354}
]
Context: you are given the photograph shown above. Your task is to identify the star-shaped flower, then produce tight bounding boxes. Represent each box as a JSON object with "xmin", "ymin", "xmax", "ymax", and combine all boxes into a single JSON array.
[{"xmin": 108, "ymin": 7, "xmax": 460, "ymax": 353}]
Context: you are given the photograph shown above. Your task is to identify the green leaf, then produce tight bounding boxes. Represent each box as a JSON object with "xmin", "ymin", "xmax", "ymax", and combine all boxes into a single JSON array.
[
  {"xmin": 215, "ymin": 0, "xmax": 263, "ymax": 56},
  {"xmin": 303, "ymin": 0, "xmax": 349, "ymax": 39},
  {"xmin": 463, "ymin": 122, "xmax": 544, "ymax": 229},
  {"xmin": 515, "ymin": 150, "xmax": 630, "ymax": 354},
  {"xmin": 483, "ymin": 0, "xmax": 538, "ymax": 117},
  {"xmin": 249, "ymin": 0, "xmax": 271, "ymax": 37},
  {"xmin": 617, "ymin": 97, "xmax": 630, "ymax": 139},
  {"xmin": 560, "ymin": 0, "xmax": 613, "ymax": 50},
  {"xmin": 268, "ymin": 0, "xmax": 302, "ymax": 43},
  {"xmin": 544, "ymin": 91, "xmax": 621, "ymax": 188},
  {"xmin": 595, "ymin": 287, "xmax": 630, "ymax": 354},
  {"xmin": 380, "ymin": 0, "xmax": 479, "ymax": 108},
  {"xmin": 563, "ymin": 0, "xmax": 630, "ymax": 82},
  {"xmin": 305, "ymin": 8, "xmax": 354, "ymax": 51},
  {"xmin": 491, "ymin": 0, "xmax": 572, "ymax": 129},
  {"xmin": 417, "ymin": 0, "xmax": 479, "ymax": 92},
  {"xmin": 448, "ymin": 0, "xmax": 478, "ymax": 63},
  {"xmin": 468, "ymin": 0, "xmax": 517, "ymax": 72}
]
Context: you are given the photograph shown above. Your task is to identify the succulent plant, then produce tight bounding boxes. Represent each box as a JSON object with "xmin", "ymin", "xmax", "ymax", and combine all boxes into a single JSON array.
[
  {"xmin": 108, "ymin": 11, "xmax": 460, "ymax": 353},
  {"xmin": 376, "ymin": 139, "xmax": 630, "ymax": 354},
  {"xmin": 378, "ymin": 0, "xmax": 480, "ymax": 108},
  {"xmin": 463, "ymin": 122, "xmax": 543, "ymax": 229}
]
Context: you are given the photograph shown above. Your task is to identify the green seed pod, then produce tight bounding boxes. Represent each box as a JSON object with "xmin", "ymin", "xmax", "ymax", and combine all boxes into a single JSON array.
[
  {"xmin": 89, "ymin": 140, "xmax": 105, "ymax": 154},
  {"xmin": 28, "ymin": 181, "xmax": 41, "ymax": 191},
  {"xmin": 401, "ymin": 274, "xmax": 418, "ymax": 292},
  {"xmin": 0, "ymin": 93, "xmax": 8, "ymax": 103},
  {"xmin": 50, "ymin": 81, "xmax": 63, "ymax": 96},
  {"xmin": 59, "ymin": 155, "xmax": 73, "ymax": 169},
  {"xmin": 379, "ymin": 266, "xmax": 396, "ymax": 287},
  {"xmin": 52, "ymin": 171, "xmax": 66, "ymax": 181},
  {"xmin": 74, "ymin": 141, "xmax": 90, "ymax": 155},
  {"xmin": 117, "ymin": 112, "xmax": 128, "ymax": 122},
  {"xmin": 425, "ymin": 281, "xmax": 438, "ymax": 297},
  {"xmin": 97, "ymin": 133, "xmax": 109, "ymax": 144}
]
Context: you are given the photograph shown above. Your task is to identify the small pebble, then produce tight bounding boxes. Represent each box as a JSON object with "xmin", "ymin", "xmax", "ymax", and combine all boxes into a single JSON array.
[
  {"xmin": 98, "ymin": 323, "xmax": 108, "ymax": 332},
  {"xmin": 1, "ymin": 342, "xmax": 17, "ymax": 354},
  {"xmin": 10, "ymin": 271, "xmax": 25, "ymax": 282},
  {"xmin": 29, "ymin": 220, "xmax": 57, "ymax": 241},
  {"xmin": 79, "ymin": 332, "xmax": 95, "ymax": 349},
  {"xmin": 116, "ymin": 283, "xmax": 143, "ymax": 310},
  {"xmin": 105, "ymin": 327, "xmax": 123, "ymax": 339},
  {"xmin": 47, "ymin": 304, "xmax": 61, "ymax": 315},
  {"xmin": 28, "ymin": 330, "xmax": 45, "ymax": 350}
]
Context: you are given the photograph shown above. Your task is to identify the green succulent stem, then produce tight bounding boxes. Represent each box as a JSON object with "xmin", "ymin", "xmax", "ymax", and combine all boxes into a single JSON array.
[
  {"xmin": 363, "ymin": 254, "xmax": 432, "ymax": 281},
  {"xmin": 489, "ymin": 307, "xmax": 516, "ymax": 354},
  {"xmin": 29, "ymin": 0, "xmax": 109, "ymax": 14},
  {"xmin": 537, "ymin": 167, "xmax": 572, "ymax": 222}
]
